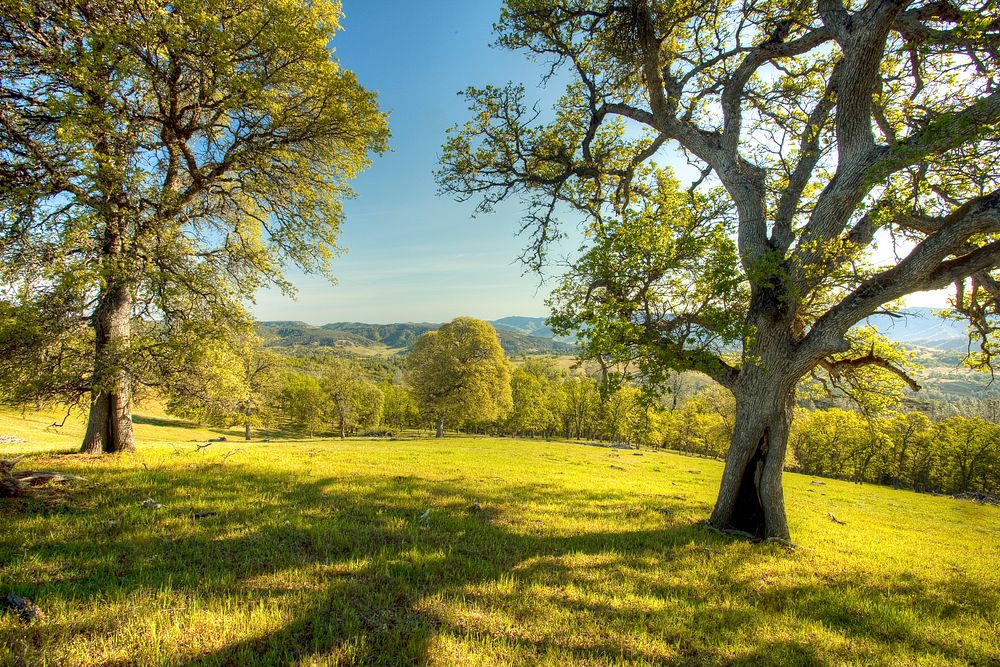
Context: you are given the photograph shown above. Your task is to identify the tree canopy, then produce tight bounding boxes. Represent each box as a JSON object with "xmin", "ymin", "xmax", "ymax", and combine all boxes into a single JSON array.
[
  {"xmin": 0, "ymin": 0, "xmax": 389, "ymax": 453},
  {"xmin": 438, "ymin": 0, "xmax": 1000, "ymax": 539},
  {"xmin": 164, "ymin": 327, "xmax": 282, "ymax": 441},
  {"xmin": 322, "ymin": 358, "xmax": 384, "ymax": 439},
  {"xmin": 407, "ymin": 317, "xmax": 513, "ymax": 437}
]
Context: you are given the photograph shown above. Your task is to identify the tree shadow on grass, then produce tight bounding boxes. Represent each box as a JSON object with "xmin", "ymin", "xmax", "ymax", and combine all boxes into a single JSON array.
[
  {"xmin": 131, "ymin": 414, "xmax": 200, "ymax": 430},
  {"xmin": 130, "ymin": 413, "xmax": 301, "ymax": 441},
  {"xmin": 1, "ymin": 463, "xmax": 997, "ymax": 666}
]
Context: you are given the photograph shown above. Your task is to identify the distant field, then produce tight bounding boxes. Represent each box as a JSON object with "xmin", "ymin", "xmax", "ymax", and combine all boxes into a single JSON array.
[{"xmin": 1, "ymin": 408, "xmax": 998, "ymax": 666}]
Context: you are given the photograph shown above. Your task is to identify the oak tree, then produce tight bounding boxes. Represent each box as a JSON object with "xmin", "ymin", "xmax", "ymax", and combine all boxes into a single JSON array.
[
  {"xmin": 321, "ymin": 358, "xmax": 384, "ymax": 439},
  {"xmin": 406, "ymin": 317, "xmax": 513, "ymax": 437},
  {"xmin": 0, "ymin": 0, "xmax": 388, "ymax": 453},
  {"xmin": 280, "ymin": 373, "xmax": 326, "ymax": 438},
  {"xmin": 164, "ymin": 327, "xmax": 282, "ymax": 441},
  {"xmin": 439, "ymin": 0, "xmax": 1000, "ymax": 539}
]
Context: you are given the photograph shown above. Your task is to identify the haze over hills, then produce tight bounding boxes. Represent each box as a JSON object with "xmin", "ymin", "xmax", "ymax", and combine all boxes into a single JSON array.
[
  {"xmin": 259, "ymin": 308, "xmax": 976, "ymax": 357},
  {"xmin": 491, "ymin": 316, "xmax": 562, "ymax": 340},
  {"xmin": 257, "ymin": 310, "xmax": 996, "ymax": 402},
  {"xmin": 258, "ymin": 318, "xmax": 576, "ymax": 356},
  {"xmin": 862, "ymin": 307, "xmax": 971, "ymax": 351},
  {"xmin": 495, "ymin": 309, "xmax": 976, "ymax": 352}
]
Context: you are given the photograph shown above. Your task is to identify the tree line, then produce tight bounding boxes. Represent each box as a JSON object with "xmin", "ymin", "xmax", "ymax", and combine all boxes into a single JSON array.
[
  {"xmin": 633, "ymin": 393, "xmax": 999, "ymax": 497},
  {"xmin": 160, "ymin": 317, "xmax": 999, "ymax": 498}
]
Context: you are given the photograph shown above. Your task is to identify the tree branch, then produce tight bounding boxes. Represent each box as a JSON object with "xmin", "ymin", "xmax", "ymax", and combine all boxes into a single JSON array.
[{"xmin": 818, "ymin": 350, "xmax": 921, "ymax": 391}]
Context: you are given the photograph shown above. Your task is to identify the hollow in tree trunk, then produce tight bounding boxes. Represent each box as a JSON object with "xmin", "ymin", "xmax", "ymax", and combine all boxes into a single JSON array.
[
  {"xmin": 81, "ymin": 283, "xmax": 136, "ymax": 454},
  {"xmin": 709, "ymin": 375, "xmax": 795, "ymax": 540}
]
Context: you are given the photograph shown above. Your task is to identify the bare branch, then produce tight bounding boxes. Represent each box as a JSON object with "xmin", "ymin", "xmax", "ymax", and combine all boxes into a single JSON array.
[{"xmin": 818, "ymin": 351, "xmax": 921, "ymax": 391}]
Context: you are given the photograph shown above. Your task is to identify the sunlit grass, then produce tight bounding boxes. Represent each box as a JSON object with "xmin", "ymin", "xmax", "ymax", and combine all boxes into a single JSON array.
[{"xmin": 1, "ymin": 407, "xmax": 997, "ymax": 666}]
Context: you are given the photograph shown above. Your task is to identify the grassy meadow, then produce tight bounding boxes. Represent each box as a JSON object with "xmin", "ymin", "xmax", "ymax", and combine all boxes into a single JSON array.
[{"xmin": 1, "ymin": 407, "xmax": 998, "ymax": 666}]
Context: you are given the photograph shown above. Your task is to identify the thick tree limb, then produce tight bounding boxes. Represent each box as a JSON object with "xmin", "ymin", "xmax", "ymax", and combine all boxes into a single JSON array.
[
  {"xmin": 818, "ymin": 350, "xmax": 922, "ymax": 391},
  {"xmin": 772, "ymin": 66, "xmax": 840, "ymax": 251},
  {"xmin": 873, "ymin": 89, "xmax": 1000, "ymax": 177}
]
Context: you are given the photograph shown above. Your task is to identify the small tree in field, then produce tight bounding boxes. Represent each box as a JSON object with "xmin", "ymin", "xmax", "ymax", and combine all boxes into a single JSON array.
[
  {"xmin": 380, "ymin": 381, "xmax": 421, "ymax": 433},
  {"xmin": 281, "ymin": 374, "xmax": 326, "ymax": 439},
  {"xmin": 164, "ymin": 327, "xmax": 282, "ymax": 441},
  {"xmin": 439, "ymin": 0, "xmax": 1000, "ymax": 539},
  {"xmin": 0, "ymin": 0, "xmax": 388, "ymax": 454},
  {"xmin": 406, "ymin": 317, "xmax": 513, "ymax": 437},
  {"xmin": 322, "ymin": 358, "xmax": 384, "ymax": 439}
]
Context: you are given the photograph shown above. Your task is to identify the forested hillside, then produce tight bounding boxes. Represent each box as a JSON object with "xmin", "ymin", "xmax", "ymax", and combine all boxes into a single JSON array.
[
  {"xmin": 260, "ymin": 312, "xmax": 997, "ymax": 404},
  {"xmin": 258, "ymin": 319, "xmax": 577, "ymax": 356}
]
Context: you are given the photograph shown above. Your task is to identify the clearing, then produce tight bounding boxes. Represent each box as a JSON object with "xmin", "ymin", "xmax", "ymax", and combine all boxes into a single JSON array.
[{"xmin": 1, "ymin": 408, "xmax": 997, "ymax": 666}]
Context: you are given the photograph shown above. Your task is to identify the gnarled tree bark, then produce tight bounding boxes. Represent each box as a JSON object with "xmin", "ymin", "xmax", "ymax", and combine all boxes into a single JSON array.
[
  {"xmin": 711, "ymin": 372, "xmax": 796, "ymax": 540},
  {"xmin": 437, "ymin": 0, "xmax": 1000, "ymax": 542},
  {"xmin": 81, "ymin": 281, "xmax": 136, "ymax": 454}
]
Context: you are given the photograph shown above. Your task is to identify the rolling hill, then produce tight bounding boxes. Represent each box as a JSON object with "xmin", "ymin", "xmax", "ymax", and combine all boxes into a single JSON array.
[
  {"xmin": 862, "ymin": 307, "xmax": 971, "ymax": 351},
  {"xmin": 1, "ymin": 407, "xmax": 997, "ymax": 666},
  {"xmin": 497, "ymin": 310, "xmax": 977, "ymax": 352},
  {"xmin": 257, "ymin": 311, "xmax": 996, "ymax": 401},
  {"xmin": 258, "ymin": 319, "xmax": 577, "ymax": 356}
]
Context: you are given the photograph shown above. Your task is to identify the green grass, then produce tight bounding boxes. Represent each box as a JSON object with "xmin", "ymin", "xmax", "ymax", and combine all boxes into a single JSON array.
[{"xmin": 1, "ymin": 408, "xmax": 998, "ymax": 666}]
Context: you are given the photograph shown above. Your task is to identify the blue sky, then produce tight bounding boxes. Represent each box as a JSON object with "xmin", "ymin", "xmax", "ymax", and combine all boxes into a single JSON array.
[
  {"xmin": 253, "ymin": 1, "xmax": 574, "ymax": 325},
  {"xmin": 252, "ymin": 0, "xmax": 948, "ymax": 325}
]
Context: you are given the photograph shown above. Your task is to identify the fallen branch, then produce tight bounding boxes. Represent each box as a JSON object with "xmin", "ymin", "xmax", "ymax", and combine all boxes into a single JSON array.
[
  {"xmin": 1, "ymin": 593, "xmax": 44, "ymax": 623},
  {"xmin": 953, "ymin": 491, "xmax": 1000, "ymax": 505},
  {"xmin": 16, "ymin": 472, "xmax": 89, "ymax": 485},
  {"xmin": 221, "ymin": 449, "xmax": 244, "ymax": 463},
  {"xmin": 2, "ymin": 457, "xmax": 88, "ymax": 498}
]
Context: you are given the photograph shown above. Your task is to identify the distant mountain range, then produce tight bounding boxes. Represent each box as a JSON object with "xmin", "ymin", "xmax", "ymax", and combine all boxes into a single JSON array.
[
  {"xmin": 862, "ymin": 307, "xmax": 971, "ymax": 351},
  {"xmin": 258, "ymin": 308, "xmax": 975, "ymax": 358},
  {"xmin": 258, "ymin": 317, "xmax": 576, "ymax": 356},
  {"xmin": 494, "ymin": 310, "xmax": 974, "ymax": 351},
  {"xmin": 257, "ymin": 311, "xmax": 995, "ymax": 401}
]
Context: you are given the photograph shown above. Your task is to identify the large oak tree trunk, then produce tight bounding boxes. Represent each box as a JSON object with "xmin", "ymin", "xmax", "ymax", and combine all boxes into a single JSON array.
[
  {"xmin": 435, "ymin": 411, "xmax": 445, "ymax": 438},
  {"xmin": 710, "ymin": 371, "xmax": 795, "ymax": 540},
  {"xmin": 81, "ymin": 282, "xmax": 136, "ymax": 454}
]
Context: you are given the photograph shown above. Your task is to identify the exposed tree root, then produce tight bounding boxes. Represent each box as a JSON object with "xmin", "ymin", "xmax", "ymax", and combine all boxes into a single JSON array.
[
  {"xmin": 702, "ymin": 521, "xmax": 799, "ymax": 550},
  {"xmin": 0, "ymin": 456, "xmax": 25, "ymax": 497},
  {"xmin": 764, "ymin": 537, "xmax": 799, "ymax": 551}
]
